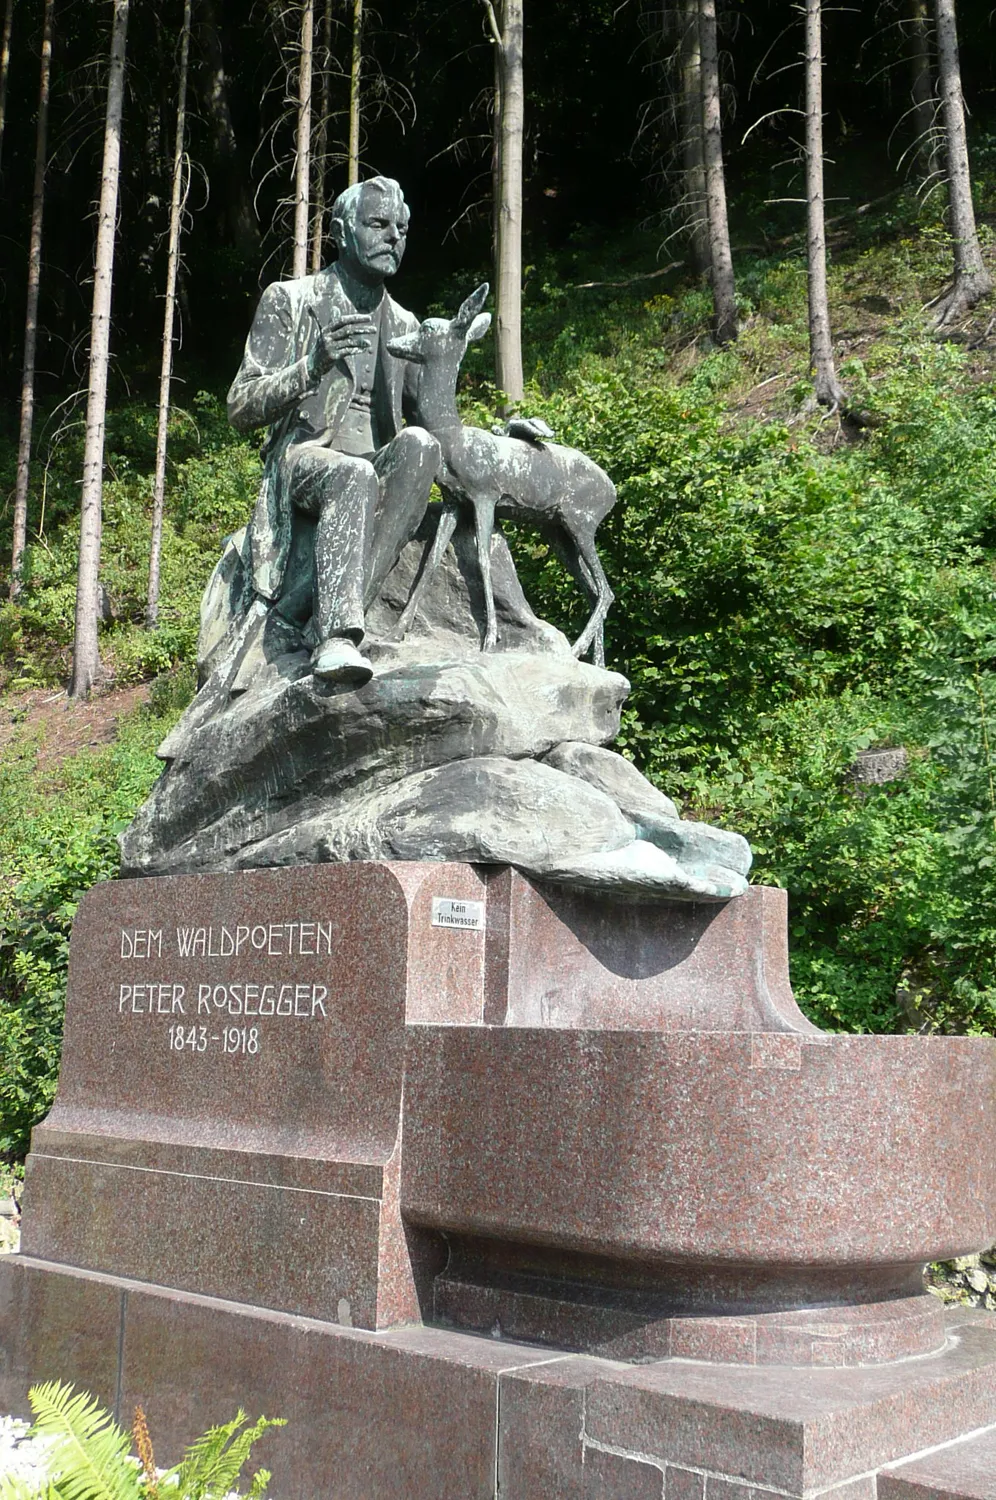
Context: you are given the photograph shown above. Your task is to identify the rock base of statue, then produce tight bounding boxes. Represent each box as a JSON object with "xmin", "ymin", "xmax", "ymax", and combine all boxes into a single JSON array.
[
  {"xmin": 118, "ymin": 511, "xmax": 750, "ymax": 900},
  {"xmin": 4, "ymin": 862, "xmax": 996, "ymax": 1500}
]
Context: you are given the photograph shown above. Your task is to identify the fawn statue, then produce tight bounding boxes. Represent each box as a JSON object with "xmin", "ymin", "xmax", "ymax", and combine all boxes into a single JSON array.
[{"xmin": 386, "ymin": 283, "xmax": 617, "ymax": 666}]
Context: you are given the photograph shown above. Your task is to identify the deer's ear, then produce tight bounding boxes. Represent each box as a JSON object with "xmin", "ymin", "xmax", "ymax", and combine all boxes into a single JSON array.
[
  {"xmin": 455, "ymin": 282, "xmax": 490, "ymax": 330},
  {"xmin": 467, "ymin": 312, "xmax": 492, "ymax": 343}
]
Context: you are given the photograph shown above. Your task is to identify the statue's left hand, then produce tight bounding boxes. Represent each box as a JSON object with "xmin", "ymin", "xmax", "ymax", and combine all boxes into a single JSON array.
[{"xmin": 307, "ymin": 309, "xmax": 377, "ymax": 382}]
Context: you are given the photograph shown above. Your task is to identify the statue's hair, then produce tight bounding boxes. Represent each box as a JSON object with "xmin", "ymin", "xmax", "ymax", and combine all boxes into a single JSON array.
[{"xmin": 330, "ymin": 176, "xmax": 408, "ymax": 242}]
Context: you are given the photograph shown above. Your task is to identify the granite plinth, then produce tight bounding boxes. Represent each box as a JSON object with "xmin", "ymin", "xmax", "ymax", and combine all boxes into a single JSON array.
[
  {"xmin": 403, "ymin": 1026, "xmax": 994, "ymax": 1361},
  {"xmin": 8, "ymin": 860, "xmax": 996, "ymax": 1497},
  {"xmin": 882, "ymin": 1427, "xmax": 996, "ymax": 1500},
  {"xmin": 4, "ymin": 1259, "xmax": 996, "ymax": 1500},
  {"xmin": 23, "ymin": 861, "xmax": 489, "ymax": 1326},
  {"xmin": 481, "ymin": 867, "xmax": 815, "ymax": 1031},
  {"xmin": 18, "ymin": 862, "xmax": 996, "ymax": 1364}
]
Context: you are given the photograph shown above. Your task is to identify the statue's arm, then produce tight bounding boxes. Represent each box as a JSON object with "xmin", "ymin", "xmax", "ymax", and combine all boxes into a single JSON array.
[{"xmin": 227, "ymin": 284, "xmax": 317, "ymax": 434}]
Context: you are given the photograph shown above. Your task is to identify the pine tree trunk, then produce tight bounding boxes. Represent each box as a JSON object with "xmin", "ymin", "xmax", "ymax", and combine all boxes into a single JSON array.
[
  {"xmin": 680, "ymin": 0, "xmax": 709, "ymax": 276},
  {"xmin": 69, "ymin": 0, "xmax": 129, "ymax": 700},
  {"xmin": 348, "ymin": 0, "xmax": 361, "ymax": 186},
  {"xmin": 932, "ymin": 0, "xmax": 992, "ymax": 326},
  {"xmin": 147, "ymin": 0, "xmax": 192, "ymax": 631},
  {"xmin": 805, "ymin": 0, "xmax": 844, "ymax": 408},
  {"xmin": 10, "ymin": 0, "xmax": 53, "ymax": 600},
  {"xmin": 698, "ymin": 0, "xmax": 736, "ymax": 343},
  {"xmin": 491, "ymin": 22, "xmax": 501, "ymax": 307},
  {"xmin": 0, "ymin": 0, "xmax": 14, "ymax": 170},
  {"xmin": 293, "ymin": 0, "xmax": 313, "ymax": 277},
  {"xmin": 310, "ymin": 0, "xmax": 333, "ymax": 272},
  {"xmin": 910, "ymin": 0, "xmax": 939, "ymax": 180},
  {"xmin": 489, "ymin": 0, "xmax": 524, "ymax": 405}
]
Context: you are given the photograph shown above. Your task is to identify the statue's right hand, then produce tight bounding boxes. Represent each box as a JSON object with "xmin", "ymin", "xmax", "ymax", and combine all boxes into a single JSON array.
[{"xmin": 307, "ymin": 311, "xmax": 376, "ymax": 380}]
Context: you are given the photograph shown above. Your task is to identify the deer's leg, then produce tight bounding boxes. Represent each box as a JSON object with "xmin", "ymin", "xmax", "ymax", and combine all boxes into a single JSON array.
[
  {"xmin": 388, "ymin": 503, "xmax": 459, "ymax": 642},
  {"xmin": 568, "ymin": 526, "xmax": 614, "ymax": 667},
  {"xmin": 474, "ymin": 497, "xmax": 498, "ymax": 651},
  {"xmin": 545, "ymin": 524, "xmax": 605, "ymax": 666}
]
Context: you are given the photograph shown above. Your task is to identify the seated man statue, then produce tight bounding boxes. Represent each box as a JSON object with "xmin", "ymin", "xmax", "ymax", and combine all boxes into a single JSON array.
[{"xmin": 227, "ymin": 175, "xmax": 440, "ymax": 686}]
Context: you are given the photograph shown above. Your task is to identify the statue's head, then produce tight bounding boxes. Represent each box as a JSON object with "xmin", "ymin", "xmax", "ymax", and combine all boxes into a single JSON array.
[{"xmin": 329, "ymin": 176, "xmax": 409, "ymax": 285}]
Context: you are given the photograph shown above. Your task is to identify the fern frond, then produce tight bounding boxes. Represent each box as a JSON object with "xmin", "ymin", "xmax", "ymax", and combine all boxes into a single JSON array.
[
  {"xmin": 27, "ymin": 1383, "xmax": 140, "ymax": 1500},
  {"xmin": 0, "ymin": 1477, "xmax": 67, "ymax": 1500},
  {"xmin": 173, "ymin": 1415, "xmax": 285, "ymax": 1500},
  {"xmin": 243, "ymin": 1468, "xmax": 271, "ymax": 1500},
  {"xmin": 0, "ymin": 1473, "xmax": 55, "ymax": 1500}
]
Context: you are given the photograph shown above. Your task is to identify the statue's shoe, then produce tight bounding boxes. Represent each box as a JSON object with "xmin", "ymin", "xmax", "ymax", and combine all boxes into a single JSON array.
[{"xmin": 311, "ymin": 638, "xmax": 374, "ymax": 687}]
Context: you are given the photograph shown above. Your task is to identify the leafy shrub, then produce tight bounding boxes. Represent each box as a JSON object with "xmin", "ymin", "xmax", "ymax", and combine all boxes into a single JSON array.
[
  {"xmin": 0, "ymin": 705, "xmax": 178, "ymax": 1159},
  {"xmin": 1, "ymin": 1380, "xmax": 284, "ymax": 1500},
  {"xmin": 0, "ymin": 395, "xmax": 260, "ymax": 689},
  {"xmin": 485, "ymin": 331, "xmax": 996, "ymax": 1034}
]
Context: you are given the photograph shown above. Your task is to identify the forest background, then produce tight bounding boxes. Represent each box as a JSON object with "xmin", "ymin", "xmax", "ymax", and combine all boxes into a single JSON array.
[{"xmin": 3, "ymin": 0, "xmax": 996, "ymax": 1160}]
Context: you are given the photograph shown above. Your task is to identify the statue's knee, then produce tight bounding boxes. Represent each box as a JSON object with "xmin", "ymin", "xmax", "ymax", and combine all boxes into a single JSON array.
[
  {"xmin": 402, "ymin": 425, "xmax": 441, "ymax": 468},
  {"xmin": 337, "ymin": 454, "xmax": 376, "ymax": 485},
  {"xmin": 314, "ymin": 454, "xmax": 376, "ymax": 513}
]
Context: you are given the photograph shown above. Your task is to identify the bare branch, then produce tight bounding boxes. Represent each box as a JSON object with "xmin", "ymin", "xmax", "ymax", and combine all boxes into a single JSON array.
[{"xmin": 480, "ymin": 0, "xmax": 503, "ymax": 48}]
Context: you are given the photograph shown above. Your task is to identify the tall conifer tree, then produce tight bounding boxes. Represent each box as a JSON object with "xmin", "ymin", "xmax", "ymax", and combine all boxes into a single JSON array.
[
  {"xmin": 10, "ymin": 0, "xmax": 54, "ymax": 598},
  {"xmin": 699, "ymin": 0, "xmax": 736, "ymax": 343},
  {"xmin": 69, "ymin": 0, "xmax": 130, "ymax": 699},
  {"xmin": 804, "ymin": 0, "xmax": 844, "ymax": 407},
  {"xmin": 293, "ymin": 0, "xmax": 314, "ymax": 276},
  {"xmin": 484, "ymin": 0, "xmax": 525, "ymax": 404},
  {"xmin": 932, "ymin": 0, "xmax": 992, "ymax": 325},
  {"xmin": 147, "ymin": 0, "xmax": 193, "ymax": 630}
]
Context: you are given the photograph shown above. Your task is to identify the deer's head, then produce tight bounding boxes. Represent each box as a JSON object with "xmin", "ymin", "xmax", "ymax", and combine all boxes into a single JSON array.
[{"xmin": 387, "ymin": 283, "xmax": 492, "ymax": 368}]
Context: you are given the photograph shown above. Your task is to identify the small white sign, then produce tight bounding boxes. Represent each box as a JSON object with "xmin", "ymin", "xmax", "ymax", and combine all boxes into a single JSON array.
[{"xmin": 431, "ymin": 897, "xmax": 486, "ymax": 932}]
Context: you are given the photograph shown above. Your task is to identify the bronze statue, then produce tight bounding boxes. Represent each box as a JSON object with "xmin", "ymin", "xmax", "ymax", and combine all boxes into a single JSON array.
[
  {"xmin": 387, "ymin": 283, "xmax": 617, "ymax": 667},
  {"xmin": 227, "ymin": 175, "xmax": 440, "ymax": 687},
  {"xmin": 123, "ymin": 174, "xmax": 751, "ymax": 901}
]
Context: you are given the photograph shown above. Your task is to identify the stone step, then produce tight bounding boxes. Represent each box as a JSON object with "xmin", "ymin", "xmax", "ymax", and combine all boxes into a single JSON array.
[{"xmin": 881, "ymin": 1428, "xmax": 996, "ymax": 1500}]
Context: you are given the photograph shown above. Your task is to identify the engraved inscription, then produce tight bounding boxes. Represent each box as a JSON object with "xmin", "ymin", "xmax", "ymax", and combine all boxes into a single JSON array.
[
  {"xmin": 174, "ymin": 921, "xmax": 332, "ymax": 958},
  {"xmin": 114, "ymin": 915, "xmax": 335, "ymax": 1059},
  {"xmin": 120, "ymin": 928, "xmax": 164, "ymax": 958},
  {"xmin": 194, "ymin": 982, "xmax": 328, "ymax": 1017},
  {"xmin": 168, "ymin": 1025, "xmax": 260, "ymax": 1055}
]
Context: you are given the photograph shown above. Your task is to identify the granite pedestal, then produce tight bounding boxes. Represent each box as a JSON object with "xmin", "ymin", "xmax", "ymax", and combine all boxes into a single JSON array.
[{"xmin": 3, "ymin": 862, "xmax": 996, "ymax": 1500}]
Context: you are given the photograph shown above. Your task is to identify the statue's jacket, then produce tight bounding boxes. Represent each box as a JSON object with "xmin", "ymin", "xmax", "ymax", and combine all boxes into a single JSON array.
[{"xmin": 227, "ymin": 262, "xmax": 420, "ymax": 604}]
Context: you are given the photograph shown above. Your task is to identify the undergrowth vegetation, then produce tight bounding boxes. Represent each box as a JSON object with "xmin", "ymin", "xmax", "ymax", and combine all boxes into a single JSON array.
[
  {"xmin": 2, "ymin": 1379, "xmax": 283, "ymax": 1500},
  {"xmin": 0, "ymin": 695, "xmax": 187, "ymax": 1156},
  {"xmin": 4, "ymin": 185, "xmax": 996, "ymax": 1155}
]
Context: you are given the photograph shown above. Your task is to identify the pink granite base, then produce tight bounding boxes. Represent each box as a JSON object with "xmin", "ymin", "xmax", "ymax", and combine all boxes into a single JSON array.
[
  {"xmin": 882, "ymin": 1426, "xmax": 996, "ymax": 1500},
  {"xmin": 2, "ymin": 1257, "xmax": 996, "ymax": 1500},
  {"xmin": 432, "ymin": 1254, "xmax": 947, "ymax": 1364},
  {"xmin": 403, "ymin": 1024, "xmax": 994, "ymax": 1364},
  {"xmin": 23, "ymin": 863, "xmax": 996, "ymax": 1371},
  {"xmin": 7, "ymin": 862, "xmax": 996, "ymax": 1496}
]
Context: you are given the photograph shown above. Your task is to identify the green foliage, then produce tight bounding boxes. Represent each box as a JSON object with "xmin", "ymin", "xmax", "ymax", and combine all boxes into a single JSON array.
[
  {"xmin": 167, "ymin": 1410, "xmax": 283, "ymax": 1500},
  {"xmin": 0, "ymin": 704, "xmax": 182, "ymax": 1159},
  {"xmin": 0, "ymin": 395, "xmax": 260, "ymax": 690},
  {"xmin": 0, "ymin": 1382, "xmax": 283, "ymax": 1500},
  {"xmin": 479, "ymin": 305, "xmax": 996, "ymax": 1036},
  {"xmin": 6, "ymin": 1384, "xmax": 135, "ymax": 1500}
]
